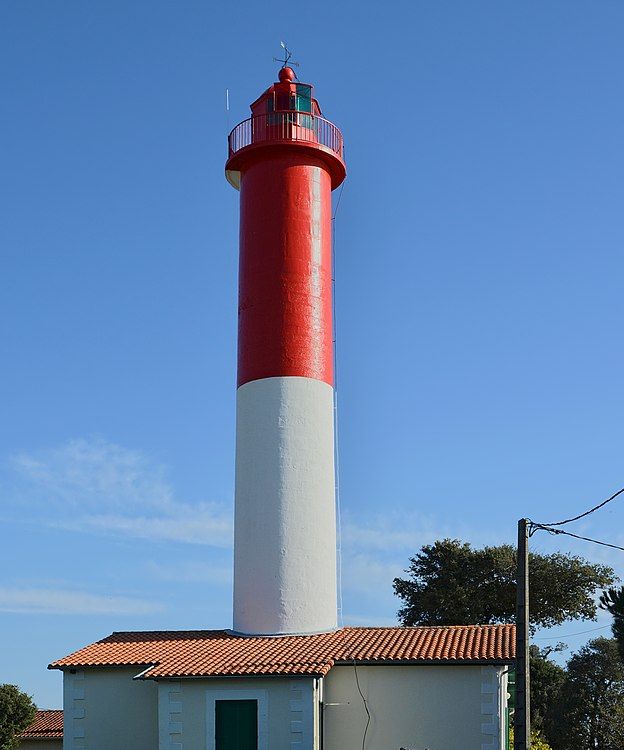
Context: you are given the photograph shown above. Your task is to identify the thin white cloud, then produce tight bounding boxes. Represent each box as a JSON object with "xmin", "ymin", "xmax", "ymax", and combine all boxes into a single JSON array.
[
  {"xmin": 144, "ymin": 560, "xmax": 232, "ymax": 585},
  {"xmin": 7, "ymin": 437, "xmax": 233, "ymax": 548},
  {"xmin": 0, "ymin": 586, "xmax": 162, "ymax": 616},
  {"xmin": 342, "ymin": 510, "xmax": 485, "ymax": 553},
  {"xmin": 10, "ymin": 437, "xmax": 173, "ymax": 512},
  {"xmin": 341, "ymin": 552, "xmax": 403, "ymax": 596},
  {"xmin": 55, "ymin": 504, "xmax": 232, "ymax": 547},
  {"xmin": 343, "ymin": 522, "xmax": 421, "ymax": 551},
  {"xmin": 338, "ymin": 511, "xmax": 493, "ymax": 615},
  {"xmin": 339, "ymin": 507, "xmax": 624, "ymax": 636}
]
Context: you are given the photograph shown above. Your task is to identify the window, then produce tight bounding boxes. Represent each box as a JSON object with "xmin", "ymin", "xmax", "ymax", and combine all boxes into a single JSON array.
[
  {"xmin": 266, "ymin": 95, "xmax": 279, "ymax": 126},
  {"xmin": 276, "ymin": 92, "xmax": 290, "ymax": 110},
  {"xmin": 215, "ymin": 700, "xmax": 258, "ymax": 750},
  {"xmin": 295, "ymin": 84, "xmax": 312, "ymax": 114}
]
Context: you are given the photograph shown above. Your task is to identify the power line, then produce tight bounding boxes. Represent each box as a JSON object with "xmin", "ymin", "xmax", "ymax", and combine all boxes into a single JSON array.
[
  {"xmin": 352, "ymin": 659, "xmax": 371, "ymax": 750},
  {"xmin": 332, "ymin": 181, "xmax": 345, "ymax": 220},
  {"xmin": 537, "ymin": 486, "xmax": 624, "ymax": 528},
  {"xmin": 533, "ymin": 625, "xmax": 610, "ymax": 641},
  {"xmin": 331, "ymin": 182, "xmax": 346, "ymax": 627},
  {"xmin": 531, "ymin": 523, "xmax": 624, "ymax": 553}
]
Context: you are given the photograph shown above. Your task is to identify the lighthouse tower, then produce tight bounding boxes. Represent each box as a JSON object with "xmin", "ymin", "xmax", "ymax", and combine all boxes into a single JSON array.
[{"xmin": 226, "ymin": 67, "xmax": 346, "ymax": 636}]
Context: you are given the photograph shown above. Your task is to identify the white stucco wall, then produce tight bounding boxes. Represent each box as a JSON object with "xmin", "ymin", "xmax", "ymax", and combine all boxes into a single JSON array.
[
  {"xmin": 62, "ymin": 668, "xmax": 318, "ymax": 750},
  {"xmin": 60, "ymin": 663, "xmax": 507, "ymax": 750},
  {"xmin": 323, "ymin": 664, "xmax": 507, "ymax": 750},
  {"xmin": 234, "ymin": 376, "xmax": 337, "ymax": 635},
  {"xmin": 62, "ymin": 668, "xmax": 158, "ymax": 750},
  {"xmin": 158, "ymin": 675, "xmax": 318, "ymax": 750}
]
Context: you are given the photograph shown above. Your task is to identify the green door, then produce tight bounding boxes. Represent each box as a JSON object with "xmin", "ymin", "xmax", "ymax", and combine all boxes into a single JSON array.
[{"xmin": 215, "ymin": 699, "xmax": 258, "ymax": 750}]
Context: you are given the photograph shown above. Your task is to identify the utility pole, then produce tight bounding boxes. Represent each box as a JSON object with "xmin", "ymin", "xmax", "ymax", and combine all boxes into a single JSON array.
[{"xmin": 515, "ymin": 518, "xmax": 530, "ymax": 750}]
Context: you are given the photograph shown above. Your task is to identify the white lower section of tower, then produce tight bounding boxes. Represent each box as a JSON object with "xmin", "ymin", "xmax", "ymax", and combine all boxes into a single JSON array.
[{"xmin": 233, "ymin": 376, "xmax": 337, "ymax": 635}]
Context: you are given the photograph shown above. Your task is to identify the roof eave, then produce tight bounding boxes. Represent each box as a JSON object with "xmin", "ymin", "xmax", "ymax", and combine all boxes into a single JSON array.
[
  {"xmin": 20, "ymin": 735, "xmax": 63, "ymax": 740},
  {"xmin": 138, "ymin": 669, "xmax": 330, "ymax": 681},
  {"xmin": 334, "ymin": 658, "xmax": 515, "ymax": 667},
  {"xmin": 49, "ymin": 661, "xmax": 156, "ymax": 672}
]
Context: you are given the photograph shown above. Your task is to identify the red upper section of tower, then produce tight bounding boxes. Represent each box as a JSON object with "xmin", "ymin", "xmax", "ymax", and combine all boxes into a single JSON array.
[
  {"xmin": 237, "ymin": 153, "xmax": 335, "ymax": 387},
  {"xmin": 228, "ymin": 69, "xmax": 345, "ymax": 388}
]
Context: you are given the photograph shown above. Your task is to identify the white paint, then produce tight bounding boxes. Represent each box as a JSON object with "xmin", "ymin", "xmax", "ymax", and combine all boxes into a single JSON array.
[
  {"xmin": 205, "ymin": 688, "xmax": 268, "ymax": 750},
  {"xmin": 225, "ymin": 169, "xmax": 240, "ymax": 190},
  {"xmin": 62, "ymin": 669, "xmax": 85, "ymax": 750},
  {"xmin": 288, "ymin": 680, "xmax": 316, "ymax": 750},
  {"xmin": 168, "ymin": 676, "xmax": 315, "ymax": 750},
  {"xmin": 62, "ymin": 668, "xmax": 158, "ymax": 750},
  {"xmin": 480, "ymin": 666, "xmax": 508, "ymax": 750},
  {"xmin": 323, "ymin": 664, "xmax": 506, "ymax": 750},
  {"xmin": 158, "ymin": 681, "xmax": 182, "ymax": 750},
  {"xmin": 233, "ymin": 376, "xmax": 337, "ymax": 635}
]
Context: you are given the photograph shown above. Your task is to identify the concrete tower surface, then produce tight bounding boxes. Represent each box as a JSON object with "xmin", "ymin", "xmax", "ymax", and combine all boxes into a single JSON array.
[{"xmin": 226, "ymin": 67, "xmax": 346, "ymax": 636}]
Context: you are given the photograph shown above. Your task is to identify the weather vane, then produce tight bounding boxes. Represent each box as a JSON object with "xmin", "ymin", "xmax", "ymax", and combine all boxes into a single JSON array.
[{"xmin": 273, "ymin": 41, "xmax": 300, "ymax": 68}]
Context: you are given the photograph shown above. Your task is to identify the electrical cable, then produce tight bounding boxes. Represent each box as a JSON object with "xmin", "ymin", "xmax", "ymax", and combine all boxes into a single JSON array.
[
  {"xmin": 332, "ymin": 181, "xmax": 345, "ymax": 220},
  {"xmin": 531, "ymin": 522, "xmax": 624, "ymax": 553},
  {"xmin": 353, "ymin": 660, "xmax": 371, "ymax": 750},
  {"xmin": 536, "ymin": 486, "xmax": 624, "ymax": 528},
  {"xmin": 533, "ymin": 624, "xmax": 610, "ymax": 640},
  {"xmin": 332, "ymin": 183, "xmax": 346, "ymax": 627},
  {"xmin": 334, "ymin": 387, "xmax": 343, "ymax": 628}
]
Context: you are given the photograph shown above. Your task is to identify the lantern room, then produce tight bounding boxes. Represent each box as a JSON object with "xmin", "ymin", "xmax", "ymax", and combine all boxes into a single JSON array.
[
  {"xmin": 250, "ymin": 66, "xmax": 321, "ymax": 120},
  {"xmin": 225, "ymin": 67, "xmax": 346, "ymax": 190}
]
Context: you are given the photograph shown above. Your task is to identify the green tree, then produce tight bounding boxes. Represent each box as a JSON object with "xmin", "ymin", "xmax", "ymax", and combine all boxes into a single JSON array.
[
  {"xmin": 600, "ymin": 586, "xmax": 624, "ymax": 662},
  {"xmin": 509, "ymin": 726, "xmax": 553, "ymax": 750},
  {"xmin": 530, "ymin": 645, "xmax": 566, "ymax": 734},
  {"xmin": 0, "ymin": 684, "xmax": 36, "ymax": 750},
  {"xmin": 393, "ymin": 539, "xmax": 615, "ymax": 632},
  {"xmin": 548, "ymin": 638, "xmax": 624, "ymax": 750}
]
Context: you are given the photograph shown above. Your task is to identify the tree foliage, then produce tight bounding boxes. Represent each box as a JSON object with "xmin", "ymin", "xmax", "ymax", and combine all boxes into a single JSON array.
[
  {"xmin": 547, "ymin": 638, "xmax": 624, "ymax": 750},
  {"xmin": 600, "ymin": 586, "xmax": 624, "ymax": 662},
  {"xmin": 393, "ymin": 539, "xmax": 615, "ymax": 632},
  {"xmin": 0, "ymin": 684, "xmax": 36, "ymax": 750},
  {"xmin": 509, "ymin": 726, "xmax": 553, "ymax": 750},
  {"xmin": 530, "ymin": 646, "xmax": 566, "ymax": 734}
]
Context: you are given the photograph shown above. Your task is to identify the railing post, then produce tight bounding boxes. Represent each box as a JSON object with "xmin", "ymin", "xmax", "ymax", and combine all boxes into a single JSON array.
[{"xmin": 228, "ymin": 114, "xmax": 342, "ymax": 159}]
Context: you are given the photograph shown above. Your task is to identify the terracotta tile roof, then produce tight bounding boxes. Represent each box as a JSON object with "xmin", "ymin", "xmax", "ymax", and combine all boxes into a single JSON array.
[
  {"xmin": 21, "ymin": 709, "xmax": 63, "ymax": 739},
  {"xmin": 49, "ymin": 625, "xmax": 514, "ymax": 679}
]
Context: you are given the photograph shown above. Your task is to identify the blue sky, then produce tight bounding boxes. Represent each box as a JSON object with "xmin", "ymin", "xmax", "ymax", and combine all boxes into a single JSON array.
[{"xmin": 2, "ymin": 0, "xmax": 624, "ymax": 708}]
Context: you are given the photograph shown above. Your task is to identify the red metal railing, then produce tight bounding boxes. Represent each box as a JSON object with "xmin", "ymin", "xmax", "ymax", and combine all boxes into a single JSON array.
[{"xmin": 228, "ymin": 112, "xmax": 344, "ymax": 160}]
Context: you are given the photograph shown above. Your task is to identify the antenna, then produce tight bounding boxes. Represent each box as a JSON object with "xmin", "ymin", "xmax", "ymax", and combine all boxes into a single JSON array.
[{"xmin": 273, "ymin": 41, "xmax": 300, "ymax": 68}]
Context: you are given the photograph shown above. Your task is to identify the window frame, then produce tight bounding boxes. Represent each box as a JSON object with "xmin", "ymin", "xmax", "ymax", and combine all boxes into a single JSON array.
[{"xmin": 205, "ymin": 689, "xmax": 268, "ymax": 750}]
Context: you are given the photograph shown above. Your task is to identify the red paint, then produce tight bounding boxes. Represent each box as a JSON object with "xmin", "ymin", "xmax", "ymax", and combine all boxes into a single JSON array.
[
  {"xmin": 278, "ymin": 66, "xmax": 297, "ymax": 83},
  {"xmin": 227, "ymin": 71, "xmax": 346, "ymax": 388},
  {"xmin": 237, "ymin": 153, "xmax": 334, "ymax": 386}
]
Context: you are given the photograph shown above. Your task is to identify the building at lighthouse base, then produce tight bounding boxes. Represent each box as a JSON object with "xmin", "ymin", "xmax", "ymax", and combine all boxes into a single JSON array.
[{"xmin": 49, "ymin": 624, "xmax": 514, "ymax": 750}]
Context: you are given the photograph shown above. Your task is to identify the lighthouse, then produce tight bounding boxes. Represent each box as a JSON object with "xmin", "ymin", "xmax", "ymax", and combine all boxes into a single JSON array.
[
  {"xmin": 49, "ymin": 62, "xmax": 513, "ymax": 750},
  {"xmin": 226, "ymin": 66, "xmax": 346, "ymax": 635}
]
